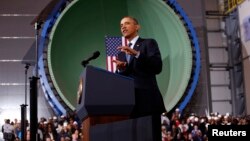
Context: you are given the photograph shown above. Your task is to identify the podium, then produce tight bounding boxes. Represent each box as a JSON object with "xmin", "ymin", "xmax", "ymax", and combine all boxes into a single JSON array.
[{"xmin": 75, "ymin": 65, "xmax": 135, "ymax": 141}]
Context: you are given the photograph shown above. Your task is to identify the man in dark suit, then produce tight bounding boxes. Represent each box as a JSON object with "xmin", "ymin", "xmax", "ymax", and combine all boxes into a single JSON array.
[{"xmin": 113, "ymin": 16, "xmax": 166, "ymax": 141}]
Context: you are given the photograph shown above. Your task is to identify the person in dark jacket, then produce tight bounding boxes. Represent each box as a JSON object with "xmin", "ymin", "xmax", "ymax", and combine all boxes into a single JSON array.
[{"xmin": 114, "ymin": 16, "xmax": 166, "ymax": 141}]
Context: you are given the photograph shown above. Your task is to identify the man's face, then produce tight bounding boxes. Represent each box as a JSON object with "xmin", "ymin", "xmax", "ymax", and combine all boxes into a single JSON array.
[{"xmin": 120, "ymin": 17, "xmax": 140, "ymax": 40}]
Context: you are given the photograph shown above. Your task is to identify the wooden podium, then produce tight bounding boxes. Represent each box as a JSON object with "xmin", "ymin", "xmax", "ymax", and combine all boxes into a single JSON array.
[{"xmin": 75, "ymin": 65, "xmax": 135, "ymax": 141}]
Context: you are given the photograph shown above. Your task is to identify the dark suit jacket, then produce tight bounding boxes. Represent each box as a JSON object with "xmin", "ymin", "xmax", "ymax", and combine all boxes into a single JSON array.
[{"xmin": 117, "ymin": 38, "xmax": 166, "ymax": 117}]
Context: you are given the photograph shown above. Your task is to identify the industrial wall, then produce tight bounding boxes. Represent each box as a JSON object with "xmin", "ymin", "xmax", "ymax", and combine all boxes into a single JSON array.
[
  {"xmin": 0, "ymin": 0, "xmax": 54, "ymax": 126},
  {"xmin": 238, "ymin": 0, "xmax": 250, "ymax": 114}
]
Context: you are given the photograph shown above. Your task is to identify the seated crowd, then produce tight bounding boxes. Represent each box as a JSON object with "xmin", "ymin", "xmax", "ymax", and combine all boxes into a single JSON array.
[
  {"xmin": 161, "ymin": 109, "xmax": 250, "ymax": 141},
  {"xmin": 2, "ymin": 114, "xmax": 81, "ymax": 141},
  {"xmin": 2, "ymin": 109, "xmax": 250, "ymax": 141}
]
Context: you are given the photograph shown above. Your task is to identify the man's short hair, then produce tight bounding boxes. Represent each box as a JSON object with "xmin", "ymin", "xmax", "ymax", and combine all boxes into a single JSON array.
[{"xmin": 123, "ymin": 16, "xmax": 139, "ymax": 25}]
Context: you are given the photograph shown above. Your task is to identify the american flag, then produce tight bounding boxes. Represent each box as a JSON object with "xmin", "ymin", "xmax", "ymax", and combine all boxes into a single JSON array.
[{"xmin": 105, "ymin": 36, "xmax": 128, "ymax": 72}]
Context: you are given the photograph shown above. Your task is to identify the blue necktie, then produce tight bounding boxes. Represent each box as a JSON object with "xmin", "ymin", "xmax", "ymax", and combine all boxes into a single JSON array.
[{"xmin": 126, "ymin": 43, "xmax": 132, "ymax": 63}]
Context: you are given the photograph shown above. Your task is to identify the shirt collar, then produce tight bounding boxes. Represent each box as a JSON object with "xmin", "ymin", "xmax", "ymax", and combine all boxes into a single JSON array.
[{"xmin": 129, "ymin": 36, "xmax": 139, "ymax": 46}]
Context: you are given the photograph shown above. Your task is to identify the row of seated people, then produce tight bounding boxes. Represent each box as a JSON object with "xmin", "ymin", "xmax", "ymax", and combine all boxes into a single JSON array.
[
  {"xmin": 161, "ymin": 108, "xmax": 250, "ymax": 141},
  {"xmin": 2, "ymin": 115, "xmax": 80, "ymax": 141},
  {"xmin": 2, "ymin": 109, "xmax": 250, "ymax": 141}
]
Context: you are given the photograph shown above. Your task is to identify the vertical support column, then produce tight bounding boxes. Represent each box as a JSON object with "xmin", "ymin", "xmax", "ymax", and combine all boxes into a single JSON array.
[
  {"xmin": 30, "ymin": 76, "xmax": 38, "ymax": 141},
  {"xmin": 21, "ymin": 104, "xmax": 27, "ymax": 141},
  {"xmin": 225, "ymin": 10, "xmax": 245, "ymax": 115}
]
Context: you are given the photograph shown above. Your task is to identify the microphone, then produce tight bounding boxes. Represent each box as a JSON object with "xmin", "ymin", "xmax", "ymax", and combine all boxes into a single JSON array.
[{"xmin": 81, "ymin": 51, "xmax": 100, "ymax": 67}]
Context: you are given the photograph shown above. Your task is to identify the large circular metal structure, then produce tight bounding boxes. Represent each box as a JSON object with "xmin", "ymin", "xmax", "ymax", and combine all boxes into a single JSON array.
[{"xmin": 38, "ymin": 0, "xmax": 200, "ymax": 115}]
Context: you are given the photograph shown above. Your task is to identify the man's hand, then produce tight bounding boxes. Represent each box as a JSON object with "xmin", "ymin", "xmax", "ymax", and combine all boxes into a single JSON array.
[
  {"xmin": 117, "ymin": 46, "xmax": 138, "ymax": 56},
  {"xmin": 113, "ymin": 60, "xmax": 127, "ymax": 70}
]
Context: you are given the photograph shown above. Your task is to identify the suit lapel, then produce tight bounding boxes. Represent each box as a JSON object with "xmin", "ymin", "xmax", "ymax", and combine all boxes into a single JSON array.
[{"xmin": 133, "ymin": 38, "xmax": 142, "ymax": 51}]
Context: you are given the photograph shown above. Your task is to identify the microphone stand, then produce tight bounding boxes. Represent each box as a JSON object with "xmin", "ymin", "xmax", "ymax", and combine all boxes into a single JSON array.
[{"xmin": 82, "ymin": 61, "xmax": 89, "ymax": 68}]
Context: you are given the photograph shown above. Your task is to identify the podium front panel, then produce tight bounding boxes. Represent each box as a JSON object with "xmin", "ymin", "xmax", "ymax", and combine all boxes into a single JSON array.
[{"xmin": 77, "ymin": 65, "xmax": 135, "ymax": 118}]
